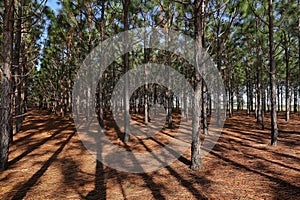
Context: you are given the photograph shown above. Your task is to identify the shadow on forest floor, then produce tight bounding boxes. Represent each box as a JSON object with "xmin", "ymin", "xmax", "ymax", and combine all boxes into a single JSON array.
[{"xmin": 0, "ymin": 109, "xmax": 300, "ymax": 199}]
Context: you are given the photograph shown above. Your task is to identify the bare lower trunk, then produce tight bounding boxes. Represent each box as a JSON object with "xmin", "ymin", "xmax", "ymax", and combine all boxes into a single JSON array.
[
  {"xmin": 269, "ymin": 0, "xmax": 278, "ymax": 146},
  {"xmin": 123, "ymin": 0, "xmax": 130, "ymax": 142},
  {"xmin": 0, "ymin": 0, "xmax": 14, "ymax": 171},
  {"xmin": 191, "ymin": 81, "xmax": 202, "ymax": 170},
  {"xmin": 191, "ymin": 0, "xmax": 204, "ymax": 170},
  {"xmin": 261, "ymin": 85, "xmax": 265, "ymax": 130},
  {"xmin": 285, "ymin": 34, "xmax": 290, "ymax": 121},
  {"xmin": 202, "ymin": 82, "xmax": 208, "ymax": 135},
  {"xmin": 294, "ymin": 87, "xmax": 298, "ymax": 112}
]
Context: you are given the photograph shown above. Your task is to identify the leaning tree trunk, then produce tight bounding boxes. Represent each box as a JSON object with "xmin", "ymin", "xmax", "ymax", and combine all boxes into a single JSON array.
[
  {"xmin": 269, "ymin": 0, "xmax": 278, "ymax": 146},
  {"xmin": 0, "ymin": 0, "xmax": 14, "ymax": 171}
]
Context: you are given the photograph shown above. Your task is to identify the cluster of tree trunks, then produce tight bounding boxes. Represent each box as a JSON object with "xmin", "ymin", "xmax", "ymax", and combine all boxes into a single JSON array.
[{"xmin": 0, "ymin": 0, "xmax": 40, "ymax": 171}]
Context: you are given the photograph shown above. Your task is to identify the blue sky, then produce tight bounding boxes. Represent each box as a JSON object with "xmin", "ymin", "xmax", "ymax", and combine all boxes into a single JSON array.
[
  {"xmin": 46, "ymin": 0, "xmax": 61, "ymax": 14},
  {"xmin": 37, "ymin": 0, "xmax": 61, "ymax": 70}
]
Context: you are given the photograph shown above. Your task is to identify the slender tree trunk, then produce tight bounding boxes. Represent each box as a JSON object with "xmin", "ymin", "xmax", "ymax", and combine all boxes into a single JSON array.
[
  {"xmin": 269, "ymin": 0, "xmax": 278, "ymax": 146},
  {"xmin": 166, "ymin": 34, "xmax": 173, "ymax": 129},
  {"xmin": 230, "ymin": 89, "xmax": 234, "ymax": 116},
  {"xmin": 98, "ymin": 0, "xmax": 105, "ymax": 125},
  {"xmin": 267, "ymin": 86, "xmax": 270, "ymax": 112},
  {"xmin": 144, "ymin": 47, "xmax": 150, "ymax": 124},
  {"xmin": 0, "ymin": 0, "xmax": 14, "ymax": 171},
  {"xmin": 236, "ymin": 89, "xmax": 240, "ymax": 111},
  {"xmin": 284, "ymin": 33, "xmax": 290, "ymax": 121},
  {"xmin": 294, "ymin": 5, "xmax": 300, "ymax": 114},
  {"xmin": 123, "ymin": 0, "xmax": 130, "ymax": 142},
  {"xmin": 201, "ymin": 2, "xmax": 208, "ymax": 135},
  {"xmin": 261, "ymin": 84, "xmax": 265, "ymax": 130},
  {"xmin": 280, "ymin": 85, "xmax": 283, "ymax": 111},
  {"xmin": 250, "ymin": 81, "xmax": 254, "ymax": 112},
  {"xmin": 13, "ymin": 0, "xmax": 24, "ymax": 134},
  {"xmin": 256, "ymin": 70, "xmax": 261, "ymax": 123},
  {"xmin": 202, "ymin": 81, "xmax": 208, "ymax": 134},
  {"xmin": 246, "ymin": 71, "xmax": 250, "ymax": 116},
  {"xmin": 191, "ymin": 0, "xmax": 204, "ymax": 170},
  {"xmin": 256, "ymin": 27, "xmax": 261, "ymax": 123},
  {"xmin": 277, "ymin": 85, "xmax": 280, "ymax": 112},
  {"xmin": 294, "ymin": 87, "xmax": 298, "ymax": 112}
]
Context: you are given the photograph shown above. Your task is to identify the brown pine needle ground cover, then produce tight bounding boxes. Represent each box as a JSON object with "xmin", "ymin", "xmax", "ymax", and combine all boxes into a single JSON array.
[{"xmin": 1, "ymin": 109, "xmax": 300, "ymax": 199}]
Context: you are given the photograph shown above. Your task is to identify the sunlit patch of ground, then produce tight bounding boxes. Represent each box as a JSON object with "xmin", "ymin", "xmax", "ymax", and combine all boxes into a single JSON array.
[{"xmin": 0, "ymin": 109, "xmax": 300, "ymax": 199}]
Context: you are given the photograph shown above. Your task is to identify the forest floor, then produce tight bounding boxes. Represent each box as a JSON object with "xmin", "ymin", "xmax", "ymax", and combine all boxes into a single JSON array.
[{"xmin": 1, "ymin": 109, "xmax": 300, "ymax": 200}]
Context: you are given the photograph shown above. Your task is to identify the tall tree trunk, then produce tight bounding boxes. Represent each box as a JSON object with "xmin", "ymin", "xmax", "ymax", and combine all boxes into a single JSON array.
[
  {"xmin": 267, "ymin": 86, "xmax": 270, "ymax": 112},
  {"xmin": 144, "ymin": 47, "xmax": 150, "ymax": 124},
  {"xmin": 280, "ymin": 85, "xmax": 283, "ymax": 112},
  {"xmin": 294, "ymin": 87, "xmax": 298, "ymax": 112},
  {"xmin": 256, "ymin": 69, "xmax": 261, "ymax": 123},
  {"xmin": 246, "ymin": 69, "xmax": 250, "ymax": 116},
  {"xmin": 298, "ymin": 5, "xmax": 300, "ymax": 115},
  {"xmin": 191, "ymin": 0, "xmax": 204, "ymax": 170},
  {"xmin": 230, "ymin": 88, "xmax": 234, "ymax": 116},
  {"xmin": 255, "ymin": 20, "xmax": 261, "ymax": 123},
  {"xmin": 256, "ymin": 44, "xmax": 261, "ymax": 123},
  {"xmin": 277, "ymin": 85, "xmax": 280, "ymax": 112},
  {"xmin": 236, "ymin": 89, "xmax": 240, "ymax": 111},
  {"xmin": 97, "ymin": 0, "xmax": 105, "ymax": 128},
  {"xmin": 284, "ymin": 33, "xmax": 290, "ymax": 121},
  {"xmin": 0, "ymin": 0, "xmax": 14, "ymax": 171},
  {"xmin": 261, "ymin": 84, "xmax": 265, "ymax": 130},
  {"xmin": 13, "ymin": 0, "xmax": 23, "ymax": 134},
  {"xmin": 250, "ymin": 81, "xmax": 254, "ymax": 112},
  {"xmin": 201, "ymin": 2, "xmax": 208, "ymax": 135},
  {"xmin": 202, "ymin": 81, "xmax": 208, "ymax": 134},
  {"xmin": 269, "ymin": 0, "xmax": 278, "ymax": 146},
  {"xmin": 122, "ymin": 0, "xmax": 130, "ymax": 142}
]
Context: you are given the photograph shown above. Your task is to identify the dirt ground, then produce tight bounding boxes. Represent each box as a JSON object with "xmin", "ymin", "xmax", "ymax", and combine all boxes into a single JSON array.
[{"xmin": 0, "ymin": 109, "xmax": 300, "ymax": 200}]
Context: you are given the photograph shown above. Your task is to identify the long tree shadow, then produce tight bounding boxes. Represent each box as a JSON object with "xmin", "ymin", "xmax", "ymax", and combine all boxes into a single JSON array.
[
  {"xmin": 11, "ymin": 131, "xmax": 76, "ymax": 200},
  {"xmin": 137, "ymin": 137, "xmax": 208, "ymax": 199},
  {"xmin": 85, "ymin": 160, "xmax": 106, "ymax": 200},
  {"xmin": 86, "ymin": 120, "xmax": 107, "ymax": 200},
  {"xmin": 215, "ymin": 141, "xmax": 300, "ymax": 172},
  {"xmin": 219, "ymin": 129, "xmax": 300, "ymax": 164},
  {"xmin": 208, "ymin": 149, "xmax": 300, "ymax": 198},
  {"xmin": 8, "ymin": 121, "xmax": 73, "ymax": 167},
  {"xmin": 12, "ymin": 109, "xmax": 58, "ymax": 144},
  {"xmin": 124, "ymin": 141, "xmax": 167, "ymax": 200}
]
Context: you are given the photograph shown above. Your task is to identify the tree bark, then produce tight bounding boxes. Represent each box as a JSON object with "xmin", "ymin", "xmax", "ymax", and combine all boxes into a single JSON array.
[
  {"xmin": 191, "ymin": 0, "xmax": 204, "ymax": 170},
  {"xmin": 261, "ymin": 84, "xmax": 265, "ymax": 130},
  {"xmin": 0, "ymin": 0, "xmax": 14, "ymax": 171},
  {"xmin": 294, "ymin": 87, "xmax": 298, "ymax": 112},
  {"xmin": 144, "ymin": 47, "xmax": 150, "ymax": 124},
  {"xmin": 284, "ymin": 32, "xmax": 290, "ymax": 121},
  {"xmin": 13, "ymin": 0, "xmax": 24, "ymax": 134},
  {"xmin": 246, "ymin": 66, "xmax": 250, "ymax": 116},
  {"xmin": 269, "ymin": 0, "xmax": 278, "ymax": 146},
  {"xmin": 122, "ymin": 0, "xmax": 130, "ymax": 142},
  {"xmin": 201, "ymin": 1, "xmax": 208, "ymax": 135}
]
